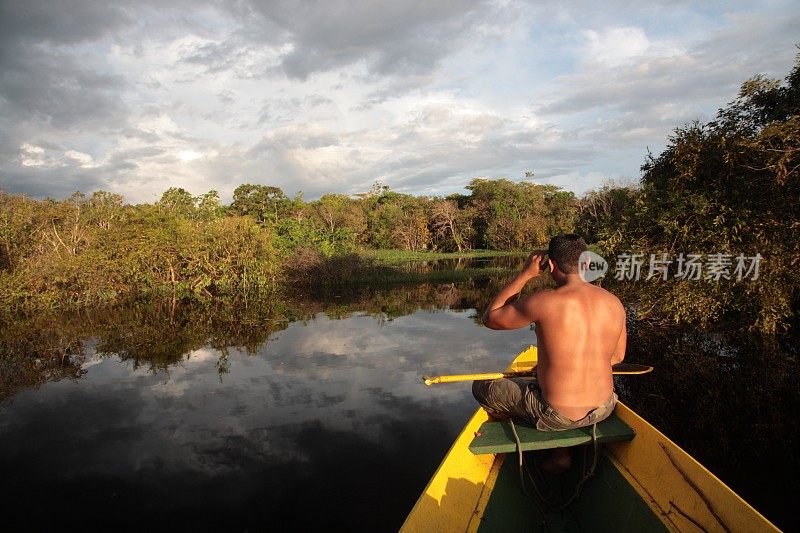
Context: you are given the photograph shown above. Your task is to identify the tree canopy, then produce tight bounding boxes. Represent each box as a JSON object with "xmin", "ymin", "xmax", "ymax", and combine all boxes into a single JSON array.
[
  {"xmin": 2, "ymin": 52, "xmax": 798, "ymax": 333},
  {"xmin": 584, "ymin": 52, "xmax": 800, "ymax": 332}
]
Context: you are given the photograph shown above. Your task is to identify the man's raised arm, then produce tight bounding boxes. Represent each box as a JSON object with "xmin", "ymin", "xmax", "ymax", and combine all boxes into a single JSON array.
[{"xmin": 482, "ymin": 251, "xmax": 546, "ymax": 330}]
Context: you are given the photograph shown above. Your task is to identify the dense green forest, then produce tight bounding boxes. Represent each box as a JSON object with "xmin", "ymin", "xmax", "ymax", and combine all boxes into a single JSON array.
[
  {"xmin": 1, "ymin": 56, "xmax": 797, "ymax": 332},
  {"xmin": 0, "ymin": 177, "xmax": 571, "ymax": 305}
]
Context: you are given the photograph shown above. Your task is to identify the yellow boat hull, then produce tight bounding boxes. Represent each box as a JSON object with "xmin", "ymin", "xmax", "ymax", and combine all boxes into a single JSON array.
[{"xmin": 401, "ymin": 346, "xmax": 778, "ymax": 532}]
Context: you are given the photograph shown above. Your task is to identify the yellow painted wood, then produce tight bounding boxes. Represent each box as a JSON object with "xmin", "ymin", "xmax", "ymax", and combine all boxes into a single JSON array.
[
  {"xmin": 465, "ymin": 454, "xmax": 506, "ymax": 533},
  {"xmin": 399, "ymin": 346, "xmax": 538, "ymax": 533},
  {"xmin": 605, "ymin": 452, "xmax": 680, "ymax": 532},
  {"xmin": 423, "ymin": 363, "xmax": 652, "ymax": 385},
  {"xmin": 404, "ymin": 345, "xmax": 778, "ymax": 532},
  {"xmin": 423, "ymin": 372, "xmax": 508, "ymax": 385},
  {"xmin": 608, "ymin": 402, "xmax": 780, "ymax": 532}
]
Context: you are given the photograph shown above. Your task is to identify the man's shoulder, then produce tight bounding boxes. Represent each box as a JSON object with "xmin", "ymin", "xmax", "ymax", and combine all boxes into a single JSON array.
[
  {"xmin": 591, "ymin": 283, "xmax": 621, "ymax": 299},
  {"xmin": 518, "ymin": 288, "xmax": 556, "ymax": 313},
  {"xmin": 588, "ymin": 282, "xmax": 623, "ymax": 302},
  {"xmin": 590, "ymin": 285, "xmax": 625, "ymax": 315},
  {"xmin": 525, "ymin": 287, "xmax": 556, "ymax": 303}
]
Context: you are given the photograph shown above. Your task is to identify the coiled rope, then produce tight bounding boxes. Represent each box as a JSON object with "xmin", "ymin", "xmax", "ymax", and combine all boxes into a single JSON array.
[{"xmin": 509, "ymin": 418, "xmax": 600, "ymax": 516}]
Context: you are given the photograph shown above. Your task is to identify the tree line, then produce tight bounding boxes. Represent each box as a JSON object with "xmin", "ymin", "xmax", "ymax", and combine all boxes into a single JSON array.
[
  {"xmin": 0, "ymin": 176, "xmax": 579, "ymax": 310},
  {"xmin": 1, "ymin": 53, "xmax": 797, "ymax": 332},
  {"xmin": 149, "ymin": 176, "xmax": 580, "ymax": 254}
]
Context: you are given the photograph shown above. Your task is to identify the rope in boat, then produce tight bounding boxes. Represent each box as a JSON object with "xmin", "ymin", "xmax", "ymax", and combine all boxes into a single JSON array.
[
  {"xmin": 509, "ymin": 418, "xmax": 549, "ymax": 528},
  {"xmin": 509, "ymin": 418, "xmax": 600, "ymax": 515}
]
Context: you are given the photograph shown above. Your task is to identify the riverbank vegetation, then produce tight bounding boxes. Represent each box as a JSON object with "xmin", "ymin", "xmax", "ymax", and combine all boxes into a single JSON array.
[
  {"xmin": 0, "ymin": 278, "xmax": 796, "ymax": 530},
  {"xmin": 582, "ymin": 55, "xmax": 799, "ymax": 333},
  {"xmin": 0, "ymin": 174, "xmax": 574, "ymax": 312},
  {"xmin": 1, "ymin": 56, "xmax": 797, "ymax": 332}
]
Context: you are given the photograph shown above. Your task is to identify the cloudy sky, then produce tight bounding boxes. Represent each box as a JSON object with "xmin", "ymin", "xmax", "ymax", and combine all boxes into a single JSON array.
[{"xmin": 0, "ymin": 0, "xmax": 797, "ymax": 203}]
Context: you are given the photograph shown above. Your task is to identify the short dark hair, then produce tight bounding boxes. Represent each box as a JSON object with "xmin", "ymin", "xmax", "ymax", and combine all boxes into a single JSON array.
[{"xmin": 548, "ymin": 234, "xmax": 587, "ymax": 274}]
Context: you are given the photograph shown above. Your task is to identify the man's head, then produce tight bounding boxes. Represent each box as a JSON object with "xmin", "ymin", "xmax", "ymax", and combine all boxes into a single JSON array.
[{"xmin": 547, "ymin": 234, "xmax": 587, "ymax": 275}]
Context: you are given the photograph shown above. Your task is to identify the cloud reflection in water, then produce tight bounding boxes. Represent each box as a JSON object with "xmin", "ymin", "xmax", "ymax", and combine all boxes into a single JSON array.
[{"xmin": 0, "ymin": 307, "xmax": 534, "ymax": 530}]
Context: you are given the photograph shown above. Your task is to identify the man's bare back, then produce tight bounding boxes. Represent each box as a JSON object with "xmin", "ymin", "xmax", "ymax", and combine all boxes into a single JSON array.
[{"xmin": 482, "ymin": 241, "xmax": 626, "ymax": 421}]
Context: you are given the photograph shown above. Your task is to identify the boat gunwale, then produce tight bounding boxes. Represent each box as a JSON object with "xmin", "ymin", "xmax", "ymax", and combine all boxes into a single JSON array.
[{"xmin": 401, "ymin": 347, "xmax": 780, "ymax": 532}]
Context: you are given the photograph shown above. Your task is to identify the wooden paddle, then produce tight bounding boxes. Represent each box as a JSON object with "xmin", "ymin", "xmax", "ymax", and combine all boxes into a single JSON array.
[{"xmin": 421, "ymin": 363, "xmax": 652, "ymax": 386}]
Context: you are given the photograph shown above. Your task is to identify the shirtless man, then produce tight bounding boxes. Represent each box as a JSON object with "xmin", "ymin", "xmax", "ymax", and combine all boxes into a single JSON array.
[{"xmin": 473, "ymin": 234, "xmax": 626, "ymax": 471}]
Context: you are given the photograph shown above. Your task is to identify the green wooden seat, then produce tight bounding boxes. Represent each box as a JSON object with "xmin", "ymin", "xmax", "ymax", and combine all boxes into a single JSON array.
[{"xmin": 468, "ymin": 413, "xmax": 635, "ymax": 455}]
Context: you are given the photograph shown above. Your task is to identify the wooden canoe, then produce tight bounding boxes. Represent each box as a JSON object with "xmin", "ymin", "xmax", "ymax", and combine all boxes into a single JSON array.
[{"xmin": 401, "ymin": 346, "xmax": 779, "ymax": 532}]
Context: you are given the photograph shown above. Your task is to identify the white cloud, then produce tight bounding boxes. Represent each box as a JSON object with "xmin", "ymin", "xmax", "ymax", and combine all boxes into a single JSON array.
[
  {"xmin": 1, "ymin": 1, "xmax": 798, "ymax": 201},
  {"xmin": 581, "ymin": 26, "xmax": 651, "ymax": 66},
  {"xmin": 20, "ymin": 143, "xmax": 46, "ymax": 167},
  {"xmin": 65, "ymin": 150, "xmax": 98, "ymax": 168},
  {"xmin": 177, "ymin": 150, "xmax": 203, "ymax": 162}
]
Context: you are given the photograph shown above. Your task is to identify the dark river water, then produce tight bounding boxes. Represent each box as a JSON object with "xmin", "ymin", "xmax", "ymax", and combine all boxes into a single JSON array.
[{"xmin": 0, "ymin": 271, "xmax": 797, "ymax": 531}]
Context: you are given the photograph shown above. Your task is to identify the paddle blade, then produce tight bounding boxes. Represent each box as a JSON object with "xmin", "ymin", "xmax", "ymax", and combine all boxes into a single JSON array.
[{"xmin": 611, "ymin": 363, "xmax": 653, "ymax": 375}]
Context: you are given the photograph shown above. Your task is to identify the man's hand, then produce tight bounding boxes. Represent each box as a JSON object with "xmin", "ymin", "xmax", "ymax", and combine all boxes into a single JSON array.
[{"xmin": 520, "ymin": 250, "xmax": 548, "ymax": 279}]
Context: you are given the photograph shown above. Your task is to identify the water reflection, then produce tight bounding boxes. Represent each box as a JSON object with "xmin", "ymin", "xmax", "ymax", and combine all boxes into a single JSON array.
[
  {"xmin": 0, "ymin": 285, "xmax": 536, "ymax": 531},
  {"xmin": 0, "ymin": 279, "xmax": 796, "ymax": 531},
  {"xmin": 395, "ymin": 254, "xmax": 525, "ymax": 273}
]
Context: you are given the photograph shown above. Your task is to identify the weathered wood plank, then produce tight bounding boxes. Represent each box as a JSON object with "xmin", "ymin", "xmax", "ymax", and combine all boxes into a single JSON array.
[{"xmin": 468, "ymin": 414, "xmax": 635, "ymax": 455}]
